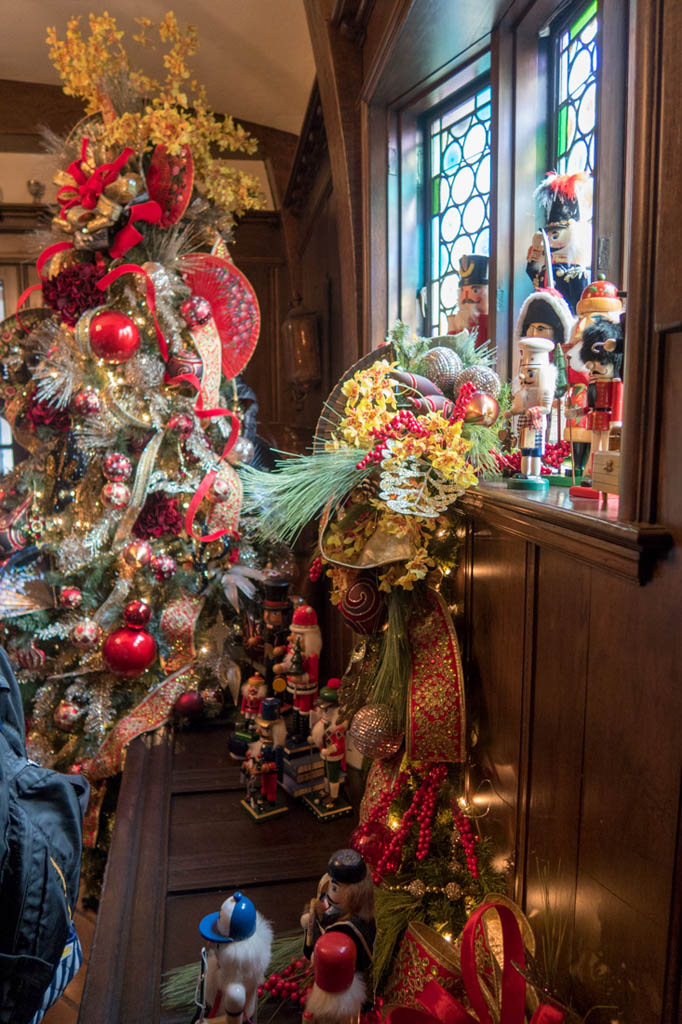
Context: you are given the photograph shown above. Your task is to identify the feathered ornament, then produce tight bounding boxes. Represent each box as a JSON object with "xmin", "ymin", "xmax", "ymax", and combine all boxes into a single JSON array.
[{"xmin": 221, "ymin": 562, "xmax": 265, "ymax": 612}]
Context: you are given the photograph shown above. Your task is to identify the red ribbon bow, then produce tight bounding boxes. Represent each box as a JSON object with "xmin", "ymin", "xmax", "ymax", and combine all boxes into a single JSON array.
[
  {"xmin": 57, "ymin": 137, "xmax": 134, "ymax": 215},
  {"xmin": 387, "ymin": 903, "xmax": 565, "ymax": 1024}
]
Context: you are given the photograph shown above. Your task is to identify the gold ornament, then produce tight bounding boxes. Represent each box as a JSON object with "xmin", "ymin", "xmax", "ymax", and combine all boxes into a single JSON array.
[
  {"xmin": 463, "ymin": 391, "xmax": 500, "ymax": 427},
  {"xmin": 453, "ymin": 364, "xmax": 502, "ymax": 398},
  {"xmin": 348, "ymin": 703, "xmax": 404, "ymax": 759}
]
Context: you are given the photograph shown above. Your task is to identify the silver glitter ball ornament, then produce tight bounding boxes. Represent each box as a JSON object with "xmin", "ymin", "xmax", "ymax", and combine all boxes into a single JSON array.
[
  {"xmin": 415, "ymin": 347, "xmax": 463, "ymax": 398},
  {"xmin": 349, "ymin": 704, "xmax": 404, "ymax": 759},
  {"xmin": 453, "ymin": 364, "xmax": 502, "ymax": 398},
  {"xmin": 226, "ymin": 436, "xmax": 255, "ymax": 465}
]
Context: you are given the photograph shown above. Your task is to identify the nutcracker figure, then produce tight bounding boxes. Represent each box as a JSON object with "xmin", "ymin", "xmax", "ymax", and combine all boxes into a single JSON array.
[
  {"xmin": 240, "ymin": 673, "xmax": 266, "ymax": 729},
  {"xmin": 302, "ymin": 932, "xmax": 365, "ymax": 1024},
  {"xmin": 273, "ymin": 604, "xmax": 322, "ymax": 747},
  {"xmin": 300, "ymin": 849, "xmax": 376, "ymax": 985},
  {"xmin": 198, "ymin": 891, "xmax": 273, "ymax": 1023},
  {"xmin": 261, "ymin": 573, "xmax": 293, "ymax": 697},
  {"xmin": 575, "ymin": 316, "xmax": 624, "ymax": 485},
  {"xmin": 241, "ymin": 697, "xmax": 288, "ymax": 821},
  {"xmin": 447, "ymin": 254, "xmax": 489, "ymax": 345},
  {"xmin": 304, "ymin": 678, "xmax": 352, "ymax": 820},
  {"xmin": 526, "ymin": 171, "xmax": 590, "ymax": 312},
  {"xmin": 504, "ymin": 337, "xmax": 557, "ymax": 490}
]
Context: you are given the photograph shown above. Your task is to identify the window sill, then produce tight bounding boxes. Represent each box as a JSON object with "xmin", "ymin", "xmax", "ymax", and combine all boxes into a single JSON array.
[{"xmin": 459, "ymin": 482, "xmax": 672, "ymax": 584}]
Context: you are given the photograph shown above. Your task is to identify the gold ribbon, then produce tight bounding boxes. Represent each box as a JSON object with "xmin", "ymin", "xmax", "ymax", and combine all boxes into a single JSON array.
[
  {"xmin": 189, "ymin": 316, "xmax": 222, "ymax": 412},
  {"xmin": 160, "ymin": 592, "xmax": 205, "ymax": 672},
  {"xmin": 113, "ymin": 429, "xmax": 166, "ymax": 543}
]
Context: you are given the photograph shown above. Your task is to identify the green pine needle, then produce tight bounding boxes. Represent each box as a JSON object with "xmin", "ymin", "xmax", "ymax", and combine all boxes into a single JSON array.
[{"xmin": 368, "ymin": 589, "xmax": 414, "ymax": 731}]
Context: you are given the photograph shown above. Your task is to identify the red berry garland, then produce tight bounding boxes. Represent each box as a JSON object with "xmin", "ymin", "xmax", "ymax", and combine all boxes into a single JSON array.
[
  {"xmin": 451, "ymin": 799, "xmax": 480, "ymax": 880},
  {"xmin": 261, "ymin": 956, "xmax": 313, "ymax": 1007},
  {"xmin": 355, "ymin": 409, "xmax": 430, "ymax": 470},
  {"xmin": 450, "ymin": 381, "xmax": 478, "ymax": 423}
]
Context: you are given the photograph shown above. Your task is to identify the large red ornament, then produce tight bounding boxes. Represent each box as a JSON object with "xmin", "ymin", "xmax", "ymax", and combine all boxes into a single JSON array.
[
  {"xmin": 180, "ymin": 295, "xmax": 212, "ymax": 327},
  {"xmin": 102, "ymin": 626, "xmax": 157, "ymax": 678},
  {"xmin": 89, "ymin": 310, "xmax": 140, "ymax": 363},
  {"xmin": 174, "ymin": 690, "xmax": 204, "ymax": 718},
  {"xmin": 340, "ymin": 572, "xmax": 385, "ymax": 634},
  {"xmin": 59, "ymin": 587, "xmax": 83, "ymax": 610},
  {"xmin": 102, "ymin": 452, "xmax": 133, "ymax": 482}
]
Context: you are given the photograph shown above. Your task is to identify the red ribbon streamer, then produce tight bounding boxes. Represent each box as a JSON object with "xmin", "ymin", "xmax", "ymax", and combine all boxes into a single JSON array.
[
  {"xmin": 183, "ymin": 414, "xmax": 240, "ymax": 543},
  {"xmin": 36, "ymin": 241, "xmax": 75, "ymax": 280},
  {"xmin": 96, "ymin": 263, "xmax": 169, "ymax": 362},
  {"xmin": 109, "ymin": 199, "xmax": 162, "ymax": 259}
]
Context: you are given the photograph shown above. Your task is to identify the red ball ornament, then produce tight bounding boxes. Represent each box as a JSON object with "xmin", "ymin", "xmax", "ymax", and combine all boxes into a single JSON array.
[
  {"xmin": 150, "ymin": 553, "xmax": 177, "ymax": 580},
  {"xmin": 167, "ymin": 413, "xmax": 194, "ymax": 436},
  {"xmin": 59, "ymin": 587, "xmax": 83, "ymax": 610},
  {"xmin": 340, "ymin": 572, "xmax": 385, "ymax": 634},
  {"xmin": 54, "ymin": 700, "xmax": 82, "ymax": 732},
  {"xmin": 73, "ymin": 389, "xmax": 102, "ymax": 417},
  {"xmin": 70, "ymin": 618, "xmax": 102, "ymax": 649},
  {"xmin": 16, "ymin": 644, "xmax": 46, "ymax": 670},
  {"xmin": 180, "ymin": 295, "xmax": 212, "ymax": 327},
  {"xmin": 101, "ymin": 481, "xmax": 131, "ymax": 509},
  {"xmin": 89, "ymin": 310, "xmax": 141, "ymax": 363},
  {"xmin": 102, "ymin": 626, "xmax": 157, "ymax": 678},
  {"xmin": 174, "ymin": 690, "xmax": 204, "ymax": 718},
  {"xmin": 121, "ymin": 539, "xmax": 152, "ymax": 568},
  {"xmin": 123, "ymin": 599, "xmax": 152, "ymax": 628},
  {"xmin": 350, "ymin": 821, "xmax": 393, "ymax": 872},
  {"xmin": 102, "ymin": 453, "xmax": 133, "ymax": 482},
  {"xmin": 165, "ymin": 350, "xmax": 203, "ymax": 385}
]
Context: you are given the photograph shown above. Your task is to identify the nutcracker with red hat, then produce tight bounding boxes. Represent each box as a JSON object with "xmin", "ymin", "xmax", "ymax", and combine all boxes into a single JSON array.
[
  {"xmin": 504, "ymin": 335, "xmax": 557, "ymax": 490},
  {"xmin": 197, "ymin": 891, "xmax": 273, "ymax": 1022},
  {"xmin": 239, "ymin": 673, "xmax": 266, "ymax": 728},
  {"xmin": 273, "ymin": 604, "xmax": 322, "ymax": 747},
  {"xmin": 304, "ymin": 678, "xmax": 352, "ymax": 821},
  {"xmin": 302, "ymin": 931, "xmax": 366, "ymax": 1024},
  {"xmin": 447, "ymin": 254, "xmax": 489, "ymax": 345},
  {"xmin": 526, "ymin": 171, "xmax": 591, "ymax": 313},
  {"xmin": 241, "ymin": 698, "xmax": 288, "ymax": 821}
]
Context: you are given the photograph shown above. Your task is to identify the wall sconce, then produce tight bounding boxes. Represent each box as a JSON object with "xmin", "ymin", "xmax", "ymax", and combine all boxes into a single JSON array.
[
  {"xmin": 280, "ymin": 296, "xmax": 321, "ymax": 411},
  {"xmin": 26, "ymin": 179, "xmax": 46, "ymax": 204}
]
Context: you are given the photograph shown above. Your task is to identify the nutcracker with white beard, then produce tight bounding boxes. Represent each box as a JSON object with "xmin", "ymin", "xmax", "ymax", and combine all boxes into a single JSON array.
[
  {"xmin": 504, "ymin": 336, "xmax": 557, "ymax": 490},
  {"xmin": 272, "ymin": 605, "xmax": 322, "ymax": 747}
]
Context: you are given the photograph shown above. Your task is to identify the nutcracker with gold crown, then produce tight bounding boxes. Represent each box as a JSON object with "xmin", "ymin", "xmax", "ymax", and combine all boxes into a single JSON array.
[
  {"xmin": 273, "ymin": 604, "xmax": 322, "ymax": 748},
  {"xmin": 504, "ymin": 336, "xmax": 557, "ymax": 491},
  {"xmin": 304, "ymin": 678, "xmax": 352, "ymax": 821},
  {"xmin": 526, "ymin": 171, "xmax": 591, "ymax": 312},
  {"xmin": 447, "ymin": 254, "xmax": 489, "ymax": 345}
]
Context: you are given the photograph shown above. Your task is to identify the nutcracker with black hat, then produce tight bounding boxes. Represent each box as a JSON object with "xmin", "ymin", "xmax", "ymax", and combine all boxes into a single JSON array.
[
  {"xmin": 503, "ymin": 336, "xmax": 557, "ymax": 490},
  {"xmin": 302, "ymin": 931, "xmax": 366, "ymax": 1024},
  {"xmin": 241, "ymin": 697, "xmax": 288, "ymax": 821},
  {"xmin": 260, "ymin": 572, "xmax": 293, "ymax": 697},
  {"xmin": 273, "ymin": 604, "xmax": 322, "ymax": 747},
  {"xmin": 304, "ymin": 678, "xmax": 352, "ymax": 821},
  {"xmin": 197, "ymin": 891, "xmax": 273, "ymax": 1023},
  {"xmin": 447, "ymin": 254, "xmax": 489, "ymax": 345},
  {"xmin": 526, "ymin": 171, "xmax": 591, "ymax": 312}
]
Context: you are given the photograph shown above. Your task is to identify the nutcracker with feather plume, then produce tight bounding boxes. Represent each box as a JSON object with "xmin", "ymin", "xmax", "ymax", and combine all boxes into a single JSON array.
[{"xmin": 526, "ymin": 171, "xmax": 591, "ymax": 312}]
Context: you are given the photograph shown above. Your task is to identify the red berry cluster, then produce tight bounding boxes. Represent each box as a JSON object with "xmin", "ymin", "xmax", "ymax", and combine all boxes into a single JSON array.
[
  {"xmin": 309, "ymin": 555, "xmax": 323, "ymax": 582},
  {"xmin": 260, "ymin": 956, "xmax": 312, "ymax": 1007},
  {"xmin": 450, "ymin": 381, "xmax": 478, "ymax": 422},
  {"xmin": 542, "ymin": 439, "xmax": 571, "ymax": 470},
  {"xmin": 452, "ymin": 800, "xmax": 480, "ymax": 879},
  {"xmin": 355, "ymin": 409, "xmax": 429, "ymax": 470}
]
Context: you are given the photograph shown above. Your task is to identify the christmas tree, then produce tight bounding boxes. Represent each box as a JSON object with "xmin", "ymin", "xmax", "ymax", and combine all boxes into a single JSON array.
[{"xmin": 0, "ymin": 12, "xmax": 273, "ymax": 895}]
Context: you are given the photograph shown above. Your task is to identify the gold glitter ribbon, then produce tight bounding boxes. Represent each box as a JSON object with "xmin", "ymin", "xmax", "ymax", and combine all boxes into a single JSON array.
[
  {"xmin": 82, "ymin": 780, "xmax": 106, "ymax": 849},
  {"xmin": 189, "ymin": 316, "xmax": 222, "ymax": 412},
  {"xmin": 205, "ymin": 464, "xmax": 242, "ymax": 537},
  {"xmin": 160, "ymin": 592, "xmax": 205, "ymax": 672},
  {"xmin": 406, "ymin": 588, "xmax": 465, "ymax": 764},
  {"xmin": 113, "ymin": 429, "xmax": 165, "ymax": 544}
]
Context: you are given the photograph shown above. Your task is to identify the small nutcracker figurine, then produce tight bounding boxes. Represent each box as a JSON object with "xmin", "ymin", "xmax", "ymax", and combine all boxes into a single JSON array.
[
  {"xmin": 447, "ymin": 254, "xmax": 489, "ymax": 345},
  {"xmin": 304, "ymin": 679, "xmax": 352, "ymax": 820},
  {"xmin": 273, "ymin": 604, "xmax": 322, "ymax": 747},
  {"xmin": 242, "ymin": 697, "xmax": 288, "ymax": 821},
  {"xmin": 261, "ymin": 573, "xmax": 293, "ymax": 697},
  {"xmin": 526, "ymin": 172, "xmax": 590, "ymax": 313},
  {"xmin": 240, "ymin": 673, "xmax": 266, "ymax": 730},
  {"xmin": 302, "ymin": 931, "xmax": 365, "ymax": 1024},
  {"xmin": 504, "ymin": 337, "xmax": 557, "ymax": 490},
  {"xmin": 198, "ymin": 891, "xmax": 273, "ymax": 1023},
  {"xmin": 300, "ymin": 849, "xmax": 376, "ymax": 983},
  {"xmin": 571, "ymin": 316, "xmax": 624, "ymax": 489}
]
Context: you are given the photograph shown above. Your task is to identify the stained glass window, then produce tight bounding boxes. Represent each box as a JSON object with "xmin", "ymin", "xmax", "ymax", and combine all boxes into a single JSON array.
[
  {"xmin": 555, "ymin": 1, "xmax": 598, "ymax": 176},
  {"xmin": 426, "ymin": 83, "xmax": 491, "ymax": 336}
]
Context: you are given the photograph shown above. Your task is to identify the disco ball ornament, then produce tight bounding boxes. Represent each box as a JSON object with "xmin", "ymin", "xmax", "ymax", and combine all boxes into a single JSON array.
[
  {"xmin": 16, "ymin": 644, "xmax": 46, "ymax": 670},
  {"xmin": 415, "ymin": 346, "xmax": 463, "ymax": 398},
  {"xmin": 121, "ymin": 539, "xmax": 152, "ymax": 568},
  {"xmin": 59, "ymin": 587, "xmax": 83, "ymax": 610},
  {"xmin": 123, "ymin": 599, "xmax": 152, "ymax": 628},
  {"xmin": 101, "ymin": 481, "xmax": 131, "ymax": 510},
  {"xmin": 89, "ymin": 310, "xmax": 141, "ymax": 363},
  {"xmin": 349, "ymin": 704, "xmax": 404, "ymax": 759},
  {"xmin": 167, "ymin": 413, "xmax": 194, "ymax": 436},
  {"xmin": 73, "ymin": 389, "xmax": 102, "ymax": 417},
  {"xmin": 102, "ymin": 625, "xmax": 157, "ymax": 678},
  {"xmin": 225, "ymin": 436, "xmax": 255, "ymax": 466},
  {"xmin": 340, "ymin": 572, "xmax": 385, "ymax": 635},
  {"xmin": 463, "ymin": 391, "xmax": 500, "ymax": 427},
  {"xmin": 102, "ymin": 452, "xmax": 133, "ymax": 482},
  {"xmin": 54, "ymin": 700, "xmax": 82, "ymax": 732},
  {"xmin": 453, "ymin": 364, "xmax": 502, "ymax": 399},
  {"xmin": 174, "ymin": 690, "xmax": 204, "ymax": 718},
  {"xmin": 180, "ymin": 295, "xmax": 212, "ymax": 327},
  {"xmin": 70, "ymin": 618, "xmax": 102, "ymax": 650},
  {"xmin": 150, "ymin": 553, "xmax": 177, "ymax": 580}
]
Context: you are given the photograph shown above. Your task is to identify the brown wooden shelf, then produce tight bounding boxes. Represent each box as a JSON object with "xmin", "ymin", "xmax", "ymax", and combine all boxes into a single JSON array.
[{"xmin": 460, "ymin": 482, "xmax": 673, "ymax": 585}]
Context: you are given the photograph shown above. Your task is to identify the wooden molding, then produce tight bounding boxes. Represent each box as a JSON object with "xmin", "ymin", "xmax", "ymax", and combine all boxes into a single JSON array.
[
  {"xmin": 0, "ymin": 203, "xmax": 50, "ymax": 234},
  {"xmin": 283, "ymin": 82, "xmax": 329, "ymax": 216},
  {"xmin": 461, "ymin": 484, "xmax": 672, "ymax": 585}
]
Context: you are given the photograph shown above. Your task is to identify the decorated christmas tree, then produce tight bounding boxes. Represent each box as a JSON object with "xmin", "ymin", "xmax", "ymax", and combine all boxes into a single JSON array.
[{"xmin": 0, "ymin": 12, "xmax": 274, "ymax": 894}]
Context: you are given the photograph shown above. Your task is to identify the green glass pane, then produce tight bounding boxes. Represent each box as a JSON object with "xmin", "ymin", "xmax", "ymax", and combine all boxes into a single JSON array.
[
  {"xmin": 432, "ymin": 175, "xmax": 441, "ymax": 216},
  {"xmin": 557, "ymin": 104, "xmax": 568, "ymax": 156},
  {"xmin": 570, "ymin": 0, "xmax": 597, "ymax": 40}
]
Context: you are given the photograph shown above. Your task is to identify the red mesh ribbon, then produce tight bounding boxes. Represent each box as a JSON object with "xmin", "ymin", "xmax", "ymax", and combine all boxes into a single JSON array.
[{"xmin": 96, "ymin": 263, "xmax": 169, "ymax": 361}]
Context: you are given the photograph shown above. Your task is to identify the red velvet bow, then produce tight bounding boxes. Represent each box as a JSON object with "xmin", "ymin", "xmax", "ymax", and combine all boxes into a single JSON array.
[
  {"xmin": 387, "ymin": 903, "xmax": 566, "ymax": 1024},
  {"xmin": 109, "ymin": 199, "xmax": 162, "ymax": 259},
  {"xmin": 57, "ymin": 137, "xmax": 134, "ymax": 215}
]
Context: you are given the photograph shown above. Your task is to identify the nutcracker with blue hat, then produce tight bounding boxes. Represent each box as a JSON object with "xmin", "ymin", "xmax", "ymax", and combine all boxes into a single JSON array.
[
  {"xmin": 197, "ymin": 891, "xmax": 273, "ymax": 1022},
  {"xmin": 241, "ymin": 698, "xmax": 288, "ymax": 822},
  {"xmin": 303, "ymin": 679, "xmax": 352, "ymax": 821}
]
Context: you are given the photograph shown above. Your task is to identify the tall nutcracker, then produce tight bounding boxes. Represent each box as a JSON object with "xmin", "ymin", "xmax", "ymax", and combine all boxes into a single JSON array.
[
  {"xmin": 273, "ymin": 604, "xmax": 322, "ymax": 747},
  {"xmin": 261, "ymin": 573, "xmax": 293, "ymax": 697},
  {"xmin": 526, "ymin": 172, "xmax": 590, "ymax": 312},
  {"xmin": 504, "ymin": 337, "xmax": 557, "ymax": 490},
  {"xmin": 447, "ymin": 254, "xmax": 489, "ymax": 345},
  {"xmin": 304, "ymin": 678, "xmax": 352, "ymax": 821}
]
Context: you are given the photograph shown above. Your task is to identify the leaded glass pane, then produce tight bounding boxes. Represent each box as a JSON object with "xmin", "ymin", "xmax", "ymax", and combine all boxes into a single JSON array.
[
  {"xmin": 556, "ymin": 1, "xmax": 598, "ymax": 177},
  {"xmin": 427, "ymin": 83, "xmax": 491, "ymax": 336}
]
